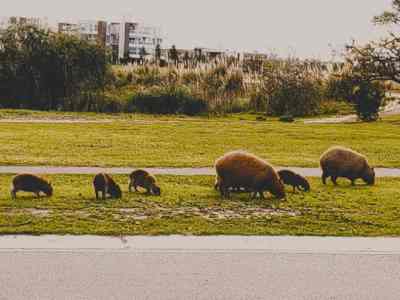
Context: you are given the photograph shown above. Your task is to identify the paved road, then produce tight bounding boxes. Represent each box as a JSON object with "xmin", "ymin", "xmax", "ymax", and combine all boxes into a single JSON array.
[
  {"xmin": 1, "ymin": 235, "xmax": 400, "ymax": 300},
  {"xmin": 0, "ymin": 165, "xmax": 400, "ymax": 177}
]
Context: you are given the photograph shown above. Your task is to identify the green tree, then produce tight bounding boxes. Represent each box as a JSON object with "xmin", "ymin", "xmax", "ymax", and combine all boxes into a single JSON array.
[
  {"xmin": 0, "ymin": 24, "xmax": 109, "ymax": 111},
  {"xmin": 347, "ymin": 0, "xmax": 400, "ymax": 83}
]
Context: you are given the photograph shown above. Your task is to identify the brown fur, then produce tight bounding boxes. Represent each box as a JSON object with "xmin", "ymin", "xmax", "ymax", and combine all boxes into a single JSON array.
[
  {"xmin": 129, "ymin": 169, "xmax": 161, "ymax": 196},
  {"xmin": 320, "ymin": 146, "xmax": 375, "ymax": 186},
  {"xmin": 93, "ymin": 173, "xmax": 122, "ymax": 200},
  {"xmin": 215, "ymin": 151, "xmax": 286, "ymax": 199},
  {"xmin": 278, "ymin": 170, "xmax": 310, "ymax": 192},
  {"xmin": 11, "ymin": 174, "xmax": 53, "ymax": 199}
]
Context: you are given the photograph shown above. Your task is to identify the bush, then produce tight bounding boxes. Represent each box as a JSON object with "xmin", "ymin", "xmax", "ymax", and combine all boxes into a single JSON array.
[
  {"xmin": 325, "ymin": 68, "xmax": 386, "ymax": 121},
  {"xmin": 261, "ymin": 59, "xmax": 323, "ymax": 117},
  {"xmin": 132, "ymin": 86, "xmax": 207, "ymax": 115},
  {"xmin": 0, "ymin": 24, "xmax": 108, "ymax": 111},
  {"xmin": 352, "ymin": 81, "xmax": 386, "ymax": 121}
]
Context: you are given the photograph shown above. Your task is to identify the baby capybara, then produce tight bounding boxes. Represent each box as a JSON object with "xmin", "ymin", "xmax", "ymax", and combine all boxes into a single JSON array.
[
  {"xmin": 278, "ymin": 169, "xmax": 310, "ymax": 192},
  {"xmin": 129, "ymin": 169, "xmax": 161, "ymax": 196},
  {"xmin": 215, "ymin": 151, "xmax": 285, "ymax": 200},
  {"xmin": 11, "ymin": 174, "xmax": 53, "ymax": 199},
  {"xmin": 320, "ymin": 146, "xmax": 375, "ymax": 186},
  {"xmin": 93, "ymin": 173, "xmax": 122, "ymax": 200}
]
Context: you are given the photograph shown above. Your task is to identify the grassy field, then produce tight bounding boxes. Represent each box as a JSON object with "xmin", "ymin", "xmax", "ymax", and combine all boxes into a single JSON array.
[
  {"xmin": 0, "ymin": 174, "xmax": 399, "ymax": 236},
  {"xmin": 0, "ymin": 110, "xmax": 399, "ymax": 168}
]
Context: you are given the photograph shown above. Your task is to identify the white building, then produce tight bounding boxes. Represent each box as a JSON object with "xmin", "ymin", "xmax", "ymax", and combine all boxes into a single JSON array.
[
  {"xmin": 0, "ymin": 16, "xmax": 49, "ymax": 31},
  {"xmin": 58, "ymin": 22, "xmax": 79, "ymax": 36},
  {"xmin": 106, "ymin": 21, "xmax": 162, "ymax": 61},
  {"xmin": 78, "ymin": 20, "xmax": 107, "ymax": 46},
  {"xmin": 58, "ymin": 20, "xmax": 107, "ymax": 46},
  {"xmin": 127, "ymin": 24, "xmax": 162, "ymax": 59}
]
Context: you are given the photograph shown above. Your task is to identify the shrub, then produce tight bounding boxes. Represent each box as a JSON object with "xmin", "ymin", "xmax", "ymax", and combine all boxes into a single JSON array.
[
  {"xmin": 249, "ymin": 90, "xmax": 268, "ymax": 112},
  {"xmin": 261, "ymin": 59, "xmax": 323, "ymax": 117},
  {"xmin": 0, "ymin": 24, "xmax": 108, "ymax": 111},
  {"xmin": 324, "ymin": 73, "xmax": 354, "ymax": 102},
  {"xmin": 352, "ymin": 81, "xmax": 386, "ymax": 121},
  {"xmin": 132, "ymin": 86, "xmax": 207, "ymax": 115},
  {"xmin": 326, "ymin": 67, "xmax": 386, "ymax": 121}
]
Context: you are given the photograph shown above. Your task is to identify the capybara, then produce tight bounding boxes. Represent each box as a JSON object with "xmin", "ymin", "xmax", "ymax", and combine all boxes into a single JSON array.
[
  {"xmin": 278, "ymin": 169, "xmax": 310, "ymax": 192},
  {"xmin": 93, "ymin": 173, "xmax": 122, "ymax": 200},
  {"xmin": 11, "ymin": 174, "xmax": 53, "ymax": 199},
  {"xmin": 215, "ymin": 151, "xmax": 286, "ymax": 199},
  {"xmin": 129, "ymin": 169, "xmax": 161, "ymax": 196},
  {"xmin": 320, "ymin": 146, "xmax": 375, "ymax": 186}
]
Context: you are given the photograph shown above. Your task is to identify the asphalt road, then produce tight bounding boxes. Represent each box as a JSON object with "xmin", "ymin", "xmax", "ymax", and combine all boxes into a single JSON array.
[{"xmin": 1, "ymin": 236, "xmax": 400, "ymax": 300}]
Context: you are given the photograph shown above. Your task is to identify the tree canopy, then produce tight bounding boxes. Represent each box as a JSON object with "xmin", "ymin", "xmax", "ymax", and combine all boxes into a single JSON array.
[{"xmin": 347, "ymin": 0, "xmax": 400, "ymax": 83}]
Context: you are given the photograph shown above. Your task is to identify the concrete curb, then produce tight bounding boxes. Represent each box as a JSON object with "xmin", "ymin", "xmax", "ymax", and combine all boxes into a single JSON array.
[{"xmin": 2, "ymin": 235, "xmax": 400, "ymax": 254}]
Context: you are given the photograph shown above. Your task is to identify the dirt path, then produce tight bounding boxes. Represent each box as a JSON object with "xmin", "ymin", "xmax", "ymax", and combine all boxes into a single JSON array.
[
  {"xmin": 304, "ymin": 97, "xmax": 400, "ymax": 124},
  {"xmin": 0, "ymin": 166, "xmax": 399, "ymax": 177}
]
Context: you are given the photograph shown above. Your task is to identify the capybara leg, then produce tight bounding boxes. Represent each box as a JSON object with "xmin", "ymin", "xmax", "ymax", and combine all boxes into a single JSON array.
[
  {"xmin": 293, "ymin": 186, "xmax": 297, "ymax": 193},
  {"xmin": 10, "ymin": 189, "xmax": 17, "ymax": 199},
  {"xmin": 102, "ymin": 188, "xmax": 106, "ymax": 200},
  {"xmin": 128, "ymin": 182, "xmax": 132, "ymax": 192},
  {"xmin": 350, "ymin": 178, "xmax": 356, "ymax": 186},
  {"xmin": 331, "ymin": 176, "xmax": 338, "ymax": 185},
  {"xmin": 36, "ymin": 191, "xmax": 41, "ymax": 198},
  {"xmin": 322, "ymin": 172, "xmax": 328, "ymax": 185},
  {"xmin": 222, "ymin": 188, "xmax": 230, "ymax": 199},
  {"xmin": 95, "ymin": 190, "xmax": 99, "ymax": 200},
  {"xmin": 219, "ymin": 183, "xmax": 229, "ymax": 199}
]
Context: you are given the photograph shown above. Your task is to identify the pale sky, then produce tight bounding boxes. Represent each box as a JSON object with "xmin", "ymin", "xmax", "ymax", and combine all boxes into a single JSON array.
[{"xmin": 2, "ymin": 0, "xmax": 394, "ymax": 59}]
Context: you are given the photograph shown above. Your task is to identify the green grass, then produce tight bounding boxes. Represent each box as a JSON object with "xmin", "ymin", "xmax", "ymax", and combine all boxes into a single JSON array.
[
  {"xmin": 1, "ymin": 110, "xmax": 400, "ymax": 168},
  {"xmin": 0, "ymin": 174, "xmax": 399, "ymax": 236}
]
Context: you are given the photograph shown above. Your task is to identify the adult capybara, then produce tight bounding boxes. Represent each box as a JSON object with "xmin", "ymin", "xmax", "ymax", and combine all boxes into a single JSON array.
[
  {"xmin": 11, "ymin": 174, "xmax": 53, "ymax": 199},
  {"xmin": 215, "ymin": 151, "xmax": 285, "ymax": 199},
  {"xmin": 129, "ymin": 169, "xmax": 161, "ymax": 196},
  {"xmin": 93, "ymin": 173, "xmax": 122, "ymax": 200},
  {"xmin": 278, "ymin": 169, "xmax": 310, "ymax": 192},
  {"xmin": 320, "ymin": 146, "xmax": 375, "ymax": 186}
]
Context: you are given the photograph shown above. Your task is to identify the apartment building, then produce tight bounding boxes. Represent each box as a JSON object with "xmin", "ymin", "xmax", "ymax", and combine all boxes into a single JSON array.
[
  {"xmin": 106, "ymin": 22, "xmax": 121, "ymax": 62},
  {"xmin": 58, "ymin": 22, "xmax": 79, "ymax": 36},
  {"xmin": 126, "ymin": 23, "xmax": 162, "ymax": 59},
  {"xmin": 58, "ymin": 20, "xmax": 107, "ymax": 46},
  {"xmin": 106, "ymin": 21, "xmax": 162, "ymax": 61},
  {"xmin": 78, "ymin": 20, "xmax": 107, "ymax": 46},
  {"xmin": 0, "ymin": 16, "xmax": 49, "ymax": 30}
]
